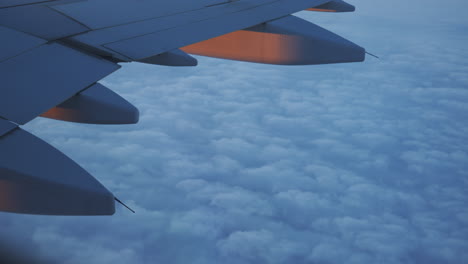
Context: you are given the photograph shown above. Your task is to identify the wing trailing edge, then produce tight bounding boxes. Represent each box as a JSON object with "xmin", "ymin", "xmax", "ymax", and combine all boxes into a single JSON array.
[{"xmin": 0, "ymin": 0, "xmax": 56, "ymax": 8}]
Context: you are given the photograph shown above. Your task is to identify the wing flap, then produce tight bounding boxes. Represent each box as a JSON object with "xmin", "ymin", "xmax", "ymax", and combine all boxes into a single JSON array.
[
  {"xmin": 0, "ymin": 26, "xmax": 46, "ymax": 62},
  {"xmin": 52, "ymin": 0, "xmax": 238, "ymax": 29},
  {"xmin": 0, "ymin": 42, "xmax": 120, "ymax": 125},
  {"xmin": 63, "ymin": 0, "xmax": 279, "ymax": 52},
  {"xmin": 0, "ymin": 5, "xmax": 89, "ymax": 40}
]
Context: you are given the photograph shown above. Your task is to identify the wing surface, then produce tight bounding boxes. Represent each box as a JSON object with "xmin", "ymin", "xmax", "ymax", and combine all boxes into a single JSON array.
[
  {"xmin": 0, "ymin": 0, "xmax": 365, "ymax": 216},
  {"xmin": 0, "ymin": 42, "xmax": 119, "ymax": 124},
  {"xmin": 0, "ymin": 25, "xmax": 45, "ymax": 62},
  {"xmin": 0, "ymin": 0, "xmax": 57, "ymax": 8},
  {"xmin": 0, "ymin": 4, "xmax": 89, "ymax": 40},
  {"xmin": 55, "ymin": 0, "xmax": 333, "ymax": 60}
]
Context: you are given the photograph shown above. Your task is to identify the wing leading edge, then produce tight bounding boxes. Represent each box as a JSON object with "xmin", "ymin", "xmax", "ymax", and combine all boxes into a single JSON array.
[{"xmin": 0, "ymin": 0, "xmax": 365, "ymax": 215}]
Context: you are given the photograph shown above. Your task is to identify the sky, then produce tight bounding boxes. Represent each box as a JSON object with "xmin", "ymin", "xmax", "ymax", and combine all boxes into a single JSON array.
[{"xmin": 1, "ymin": 0, "xmax": 468, "ymax": 263}]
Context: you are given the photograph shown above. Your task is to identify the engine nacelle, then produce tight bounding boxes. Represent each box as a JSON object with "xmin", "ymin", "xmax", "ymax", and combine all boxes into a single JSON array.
[{"xmin": 181, "ymin": 15, "xmax": 364, "ymax": 65}]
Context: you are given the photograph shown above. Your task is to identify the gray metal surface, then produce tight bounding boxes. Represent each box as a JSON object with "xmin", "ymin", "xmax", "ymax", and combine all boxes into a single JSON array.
[
  {"xmin": 0, "ymin": 26, "xmax": 46, "ymax": 62},
  {"xmin": 65, "ymin": 0, "xmax": 279, "ymax": 47},
  {"xmin": 0, "ymin": 0, "xmax": 55, "ymax": 8},
  {"xmin": 52, "ymin": 0, "xmax": 231, "ymax": 29},
  {"xmin": 40, "ymin": 83, "xmax": 139, "ymax": 124},
  {"xmin": 0, "ymin": 5, "xmax": 89, "ymax": 40},
  {"xmin": 0, "ymin": 119, "xmax": 17, "ymax": 137},
  {"xmin": 0, "ymin": 127, "xmax": 115, "ymax": 215},
  {"xmin": 0, "ymin": 42, "xmax": 120, "ymax": 124}
]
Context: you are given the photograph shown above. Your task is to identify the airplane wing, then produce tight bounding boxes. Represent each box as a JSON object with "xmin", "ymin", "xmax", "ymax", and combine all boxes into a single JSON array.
[{"xmin": 0, "ymin": 0, "xmax": 365, "ymax": 215}]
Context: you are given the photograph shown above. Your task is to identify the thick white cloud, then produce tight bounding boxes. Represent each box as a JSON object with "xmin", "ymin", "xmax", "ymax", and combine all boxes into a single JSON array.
[{"xmin": 2, "ymin": 0, "xmax": 468, "ymax": 263}]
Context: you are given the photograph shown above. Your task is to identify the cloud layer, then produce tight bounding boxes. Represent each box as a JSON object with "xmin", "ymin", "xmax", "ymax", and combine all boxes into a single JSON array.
[{"xmin": 2, "ymin": 0, "xmax": 468, "ymax": 263}]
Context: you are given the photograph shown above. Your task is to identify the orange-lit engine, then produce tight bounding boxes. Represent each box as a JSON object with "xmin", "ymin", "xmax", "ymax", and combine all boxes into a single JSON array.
[
  {"xmin": 0, "ymin": 180, "xmax": 18, "ymax": 212},
  {"xmin": 181, "ymin": 30, "xmax": 304, "ymax": 65},
  {"xmin": 306, "ymin": 8, "xmax": 337, "ymax": 12},
  {"xmin": 40, "ymin": 106, "xmax": 80, "ymax": 121}
]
